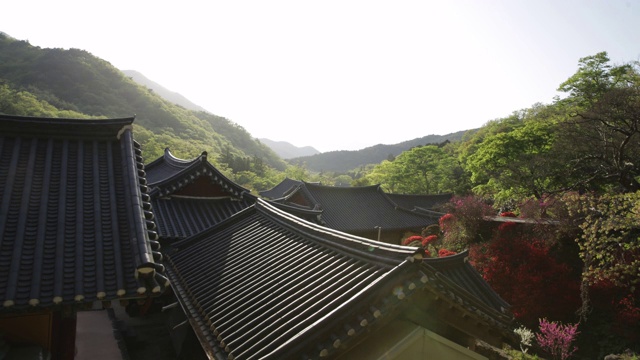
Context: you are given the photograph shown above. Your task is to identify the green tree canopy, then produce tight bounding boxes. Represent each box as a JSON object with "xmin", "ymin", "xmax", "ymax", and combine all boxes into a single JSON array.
[
  {"xmin": 465, "ymin": 104, "xmax": 565, "ymax": 203},
  {"xmin": 556, "ymin": 52, "xmax": 640, "ymax": 193}
]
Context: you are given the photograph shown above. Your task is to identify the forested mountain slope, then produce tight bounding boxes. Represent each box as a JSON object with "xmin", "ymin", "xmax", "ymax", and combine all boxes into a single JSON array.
[
  {"xmin": 0, "ymin": 33, "xmax": 286, "ymax": 171},
  {"xmin": 289, "ymin": 130, "xmax": 471, "ymax": 172}
]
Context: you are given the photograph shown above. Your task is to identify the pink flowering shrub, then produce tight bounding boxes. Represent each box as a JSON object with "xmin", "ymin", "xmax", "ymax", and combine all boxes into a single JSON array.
[
  {"xmin": 438, "ymin": 249, "xmax": 456, "ymax": 258},
  {"xmin": 440, "ymin": 196, "xmax": 495, "ymax": 247},
  {"xmin": 422, "ymin": 235, "xmax": 438, "ymax": 247},
  {"xmin": 402, "ymin": 235, "xmax": 423, "ymax": 246},
  {"xmin": 438, "ymin": 213, "xmax": 455, "ymax": 232},
  {"xmin": 536, "ymin": 318, "xmax": 579, "ymax": 360},
  {"xmin": 402, "ymin": 235, "xmax": 444, "ymax": 257}
]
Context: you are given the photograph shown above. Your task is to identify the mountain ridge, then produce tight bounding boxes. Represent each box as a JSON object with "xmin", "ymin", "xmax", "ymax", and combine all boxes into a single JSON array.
[
  {"xmin": 288, "ymin": 130, "xmax": 473, "ymax": 173},
  {"xmin": 258, "ymin": 138, "xmax": 320, "ymax": 159},
  {"xmin": 0, "ymin": 31, "xmax": 474, "ymax": 176},
  {"xmin": 122, "ymin": 70, "xmax": 209, "ymax": 113},
  {"xmin": 120, "ymin": 68, "xmax": 474, "ymax": 169}
]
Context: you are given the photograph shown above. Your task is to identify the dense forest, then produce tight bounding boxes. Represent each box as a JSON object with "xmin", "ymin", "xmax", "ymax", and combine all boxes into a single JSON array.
[
  {"xmin": 1, "ymin": 32, "xmax": 639, "ymax": 357},
  {"xmin": 389, "ymin": 52, "xmax": 640, "ymax": 359}
]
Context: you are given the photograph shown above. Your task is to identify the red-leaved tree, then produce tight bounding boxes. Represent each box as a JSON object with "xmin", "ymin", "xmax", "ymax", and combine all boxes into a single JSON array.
[{"xmin": 470, "ymin": 220, "xmax": 581, "ymax": 327}]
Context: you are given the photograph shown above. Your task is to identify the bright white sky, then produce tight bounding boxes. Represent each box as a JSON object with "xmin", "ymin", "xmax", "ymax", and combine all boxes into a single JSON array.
[{"xmin": 4, "ymin": 1, "xmax": 640, "ymax": 152}]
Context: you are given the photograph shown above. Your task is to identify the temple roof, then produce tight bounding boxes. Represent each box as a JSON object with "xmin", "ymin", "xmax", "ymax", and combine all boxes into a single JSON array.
[
  {"xmin": 165, "ymin": 199, "xmax": 513, "ymax": 359},
  {"xmin": 165, "ymin": 199, "xmax": 423, "ymax": 359},
  {"xmin": 145, "ymin": 149, "xmax": 256, "ymax": 241},
  {"xmin": 152, "ymin": 196, "xmax": 255, "ymax": 240},
  {"xmin": 145, "ymin": 148, "xmax": 250, "ymax": 198},
  {"xmin": 258, "ymin": 177, "xmax": 305, "ymax": 199},
  {"xmin": 0, "ymin": 114, "xmax": 167, "ymax": 310},
  {"xmin": 272, "ymin": 182, "xmax": 439, "ymax": 233},
  {"xmin": 421, "ymin": 251, "xmax": 511, "ymax": 323},
  {"xmin": 386, "ymin": 193, "xmax": 452, "ymax": 214}
]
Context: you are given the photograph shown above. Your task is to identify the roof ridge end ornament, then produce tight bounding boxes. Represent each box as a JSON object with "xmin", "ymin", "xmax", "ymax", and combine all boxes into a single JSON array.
[
  {"xmin": 116, "ymin": 125, "xmax": 133, "ymax": 140},
  {"xmin": 200, "ymin": 151, "xmax": 208, "ymax": 161}
]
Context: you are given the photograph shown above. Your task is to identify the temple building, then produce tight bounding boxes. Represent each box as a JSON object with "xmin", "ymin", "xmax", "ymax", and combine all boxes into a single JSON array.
[
  {"xmin": 144, "ymin": 148, "xmax": 256, "ymax": 242},
  {"xmin": 0, "ymin": 114, "xmax": 168, "ymax": 359},
  {"xmin": 165, "ymin": 199, "xmax": 514, "ymax": 359},
  {"xmin": 260, "ymin": 180, "xmax": 443, "ymax": 243}
]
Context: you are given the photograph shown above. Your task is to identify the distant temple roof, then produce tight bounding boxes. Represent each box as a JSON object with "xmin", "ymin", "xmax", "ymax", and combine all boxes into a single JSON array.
[
  {"xmin": 258, "ymin": 177, "xmax": 305, "ymax": 199},
  {"xmin": 385, "ymin": 193, "xmax": 452, "ymax": 214},
  {"xmin": 145, "ymin": 148, "xmax": 250, "ymax": 198},
  {"xmin": 0, "ymin": 114, "xmax": 167, "ymax": 310},
  {"xmin": 145, "ymin": 148, "xmax": 256, "ymax": 241},
  {"xmin": 267, "ymin": 182, "xmax": 439, "ymax": 233},
  {"xmin": 165, "ymin": 199, "xmax": 513, "ymax": 359}
]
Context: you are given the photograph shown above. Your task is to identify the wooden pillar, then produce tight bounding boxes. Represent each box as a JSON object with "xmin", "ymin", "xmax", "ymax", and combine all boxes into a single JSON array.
[{"xmin": 51, "ymin": 306, "xmax": 77, "ymax": 360}]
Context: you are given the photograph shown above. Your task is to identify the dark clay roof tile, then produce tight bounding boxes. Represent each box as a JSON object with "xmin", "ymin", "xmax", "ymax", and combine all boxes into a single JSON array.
[
  {"xmin": 0, "ymin": 114, "xmax": 167, "ymax": 309},
  {"xmin": 165, "ymin": 199, "xmax": 422, "ymax": 359}
]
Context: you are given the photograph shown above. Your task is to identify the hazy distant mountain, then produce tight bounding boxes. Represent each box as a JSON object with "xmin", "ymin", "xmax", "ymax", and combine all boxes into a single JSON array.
[
  {"xmin": 122, "ymin": 70, "xmax": 209, "ymax": 113},
  {"xmin": 288, "ymin": 130, "xmax": 474, "ymax": 173},
  {"xmin": 259, "ymin": 138, "xmax": 321, "ymax": 159}
]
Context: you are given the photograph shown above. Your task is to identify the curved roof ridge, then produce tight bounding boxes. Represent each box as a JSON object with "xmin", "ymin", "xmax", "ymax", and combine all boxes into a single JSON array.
[
  {"xmin": 379, "ymin": 187, "xmax": 443, "ymax": 219},
  {"xmin": 303, "ymin": 182, "xmax": 381, "ymax": 192},
  {"xmin": 146, "ymin": 149, "xmax": 249, "ymax": 197},
  {"xmin": 385, "ymin": 192, "xmax": 453, "ymax": 213},
  {"xmin": 145, "ymin": 147, "xmax": 205, "ymax": 172},
  {"xmin": 258, "ymin": 177, "xmax": 303, "ymax": 199},
  {"xmin": 378, "ymin": 186, "xmax": 402, "ymax": 209},
  {"xmin": 163, "ymin": 147, "xmax": 207, "ymax": 166},
  {"xmin": 173, "ymin": 199, "xmax": 421, "ymax": 265},
  {"xmin": 0, "ymin": 113, "xmax": 135, "ymax": 123},
  {"xmin": 266, "ymin": 199, "xmax": 324, "ymax": 215},
  {"xmin": 277, "ymin": 182, "xmax": 321, "ymax": 209},
  {"xmin": 0, "ymin": 114, "xmax": 135, "ymax": 139},
  {"xmin": 256, "ymin": 199, "xmax": 420, "ymax": 265},
  {"xmin": 422, "ymin": 249, "xmax": 470, "ymax": 266}
]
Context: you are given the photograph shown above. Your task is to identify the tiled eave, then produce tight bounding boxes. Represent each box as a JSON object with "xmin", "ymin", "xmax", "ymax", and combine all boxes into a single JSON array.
[
  {"xmin": 167, "ymin": 259, "xmax": 429, "ymax": 360},
  {"xmin": 152, "ymin": 195, "xmax": 256, "ymax": 241},
  {"xmin": 150, "ymin": 164, "xmax": 246, "ymax": 198},
  {"xmin": 0, "ymin": 114, "xmax": 169, "ymax": 310},
  {"xmin": 419, "ymin": 252, "xmax": 514, "ymax": 334}
]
